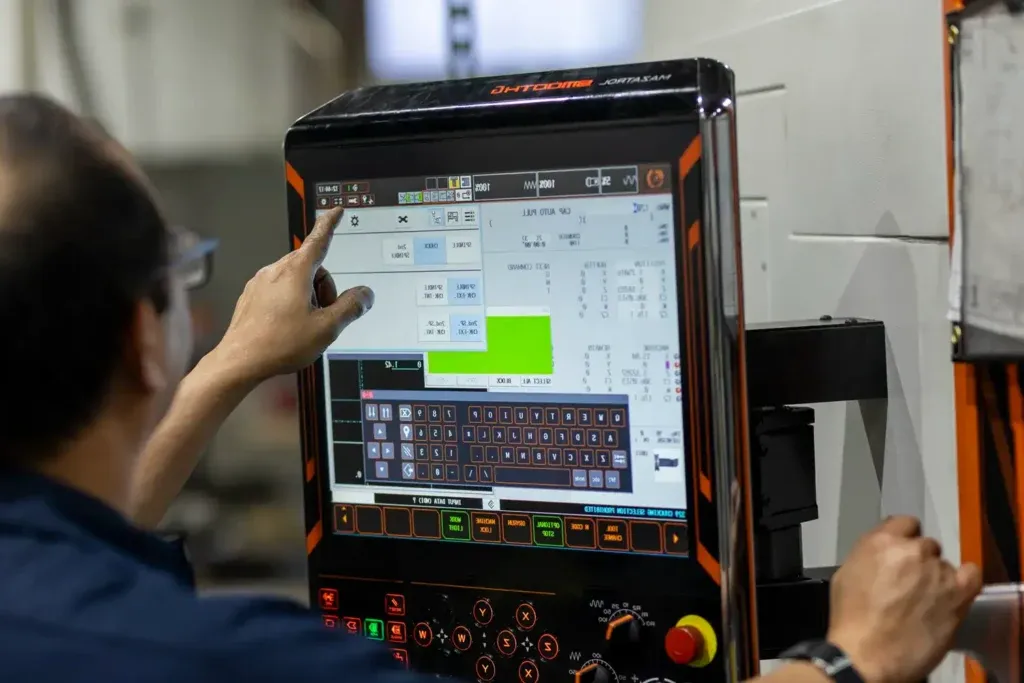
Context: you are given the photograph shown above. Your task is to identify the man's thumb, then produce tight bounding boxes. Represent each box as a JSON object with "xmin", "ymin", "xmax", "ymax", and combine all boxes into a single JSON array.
[{"xmin": 321, "ymin": 286, "xmax": 375, "ymax": 332}]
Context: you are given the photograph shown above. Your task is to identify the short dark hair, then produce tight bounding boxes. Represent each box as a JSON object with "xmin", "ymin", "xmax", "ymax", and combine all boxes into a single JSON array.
[{"xmin": 0, "ymin": 94, "xmax": 170, "ymax": 462}]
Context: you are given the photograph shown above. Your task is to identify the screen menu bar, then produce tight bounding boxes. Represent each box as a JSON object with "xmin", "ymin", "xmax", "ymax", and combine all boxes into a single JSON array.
[{"xmin": 312, "ymin": 164, "xmax": 670, "ymax": 210}]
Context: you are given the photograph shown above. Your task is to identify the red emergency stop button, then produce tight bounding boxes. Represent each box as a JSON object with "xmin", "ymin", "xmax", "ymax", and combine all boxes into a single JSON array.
[{"xmin": 664, "ymin": 625, "xmax": 704, "ymax": 665}]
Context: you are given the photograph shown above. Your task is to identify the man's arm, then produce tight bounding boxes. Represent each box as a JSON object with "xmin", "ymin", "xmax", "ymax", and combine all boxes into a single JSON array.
[
  {"xmin": 129, "ymin": 206, "xmax": 372, "ymax": 528},
  {"xmin": 128, "ymin": 349, "xmax": 256, "ymax": 528}
]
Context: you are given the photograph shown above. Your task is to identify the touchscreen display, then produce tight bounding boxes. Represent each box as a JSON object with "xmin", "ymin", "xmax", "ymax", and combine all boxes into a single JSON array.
[{"xmin": 315, "ymin": 164, "xmax": 687, "ymax": 558}]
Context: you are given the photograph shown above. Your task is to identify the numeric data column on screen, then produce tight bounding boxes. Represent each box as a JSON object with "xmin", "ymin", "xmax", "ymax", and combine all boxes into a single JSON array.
[{"xmin": 409, "ymin": 205, "xmax": 487, "ymax": 347}]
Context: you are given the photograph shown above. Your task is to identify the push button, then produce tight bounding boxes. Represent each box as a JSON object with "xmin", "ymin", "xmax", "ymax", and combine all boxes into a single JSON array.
[
  {"xmin": 413, "ymin": 621, "xmax": 433, "ymax": 647},
  {"xmin": 496, "ymin": 629, "xmax": 518, "ymax": 656},
  {"xmin": 473, "ymin": 599, "xmax": 494, "ymax": 625},
  {"xmin": 385, "ymin": 593, "xmax": 406, "ymax": 616},
  {"xmin": 515, "ymin": 602, "xmax": 537, "ymax": 630},
  {"xmin": 664, "ymin": 626, "xmax": 702, "ymax": 664},
  {"xmin": 476, "ymin": 655, "xmax": 496, "ymax": 681},
  {"xmin": 518, "ymin": 660, "xmax": 540, "ymax": 683},
  {"xmin": 387, "ymin": 622, "xmax": 407, "ymax": 643},
  {"xmin": 318, "ymin": 588, "xmax": 338, "ymax": 611},
  {"xmin": 665, "ymin": 615, "xmax": 717, "ymax": 667},
  {"xmin": 342, "ymin": 616, "xmax": 361, "ymax": 635},
  {"xmin": 537, "ymin": 633, "xmax": 559, "ymax": 660},
  {"xmin": 452, "ymin": 625, "xmax": 473, "ymax": 651}
]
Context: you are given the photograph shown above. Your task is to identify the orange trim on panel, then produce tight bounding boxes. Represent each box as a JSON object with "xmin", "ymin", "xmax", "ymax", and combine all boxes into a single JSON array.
[
  {"xmin": 1008, "ymin": 366, "xmax": 1024, "ymax": 568},
  {"xmin": 979, "ymin": 371, "xmax": 1018, "ymax": 523},
  {"xmin": 305, "ymin": 458, "xmax": 316, "ymax": 482},
  {"xmin": 306, "ymin": 519, "xmax": 323, "ymax": 555},
  {"xmin": 697, "ymin": 238, "xmax": 711, "ymax": 482},
  {"xmin": 699, "ymin": 474, "xmax": 712, "ymax": 501},
  {"xmin": 292, "ymin": 235, "xmax": 302, "ymax": 250},
  {"xmin": 285, "ymin": 162, "xmax": 305, "ymax": 200},
  {"xmin": 696, "ymin": 543, "xmax": 721, "ymax": 585},
  {"xmin": 680, "ymin": 136, "xmax": 702, "ymax": 177},
  {"xmin": 944, "ymin": 0, "xmax": 964, "ymax": 13},
  {"xmin": 687, "ymin": 221, "xmax": 700, "ymax": 250},
  {"xmin": 678, "ymin": 148, "xmax": 703, "ymax": 570}
]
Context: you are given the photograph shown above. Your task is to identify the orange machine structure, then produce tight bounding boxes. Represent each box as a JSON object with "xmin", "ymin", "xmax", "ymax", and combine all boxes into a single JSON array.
[{"xmin": 947, "ymin": 1, "xmax": 1023, "ymax": 682}]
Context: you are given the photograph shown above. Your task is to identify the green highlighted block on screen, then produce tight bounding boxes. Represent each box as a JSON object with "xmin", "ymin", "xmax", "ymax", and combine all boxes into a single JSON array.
[{"xmin": 427, "ymin": 315, "xmax": 554, "ymax": 375}]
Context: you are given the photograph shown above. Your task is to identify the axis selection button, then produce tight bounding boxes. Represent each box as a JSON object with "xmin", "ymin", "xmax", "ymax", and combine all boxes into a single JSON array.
[
  {"xmin": 476, "ymin": 655, "xmax": 497, "ymax": 681},
  {"xmin": 518, "ymin": 660, "xmax": 540, "ymax": 683},
  {"xmin": 473, "ymin": 598, "xmax": 494, "ymax": 625},
  {"xmin": 537, "ymin": 633, "xmax": 559, "ymax": 660},
  {"xmin": 413, "ymin": 621, "xmax": 434, "ymax": 647},
  {"xmin": 496, "ymin": 629, "xmax": 518, "ymax": 656},
  {"xmin": 515, "ymin": 602, "xmax": 537, "ymax": 630},
  {"xmin": 452, "ymin": 625, "xmax": 473, "ymax": 651}
]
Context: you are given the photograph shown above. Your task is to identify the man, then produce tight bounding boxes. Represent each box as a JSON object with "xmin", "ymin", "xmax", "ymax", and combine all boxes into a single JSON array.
[{"xmin": 0, "ymin": 94, "xmax": 981, "ymax": 683}]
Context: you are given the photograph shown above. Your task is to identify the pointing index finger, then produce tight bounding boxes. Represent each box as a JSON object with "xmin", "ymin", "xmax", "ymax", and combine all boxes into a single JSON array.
[{"xmin": 300, "ymin": 206, "xmax": 344, "ymax": 267}]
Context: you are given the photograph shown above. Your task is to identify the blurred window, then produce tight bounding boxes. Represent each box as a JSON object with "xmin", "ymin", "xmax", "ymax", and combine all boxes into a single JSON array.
[{"xmin": 365, "ymin": 0, "xmax": 641, "ymax": 82}]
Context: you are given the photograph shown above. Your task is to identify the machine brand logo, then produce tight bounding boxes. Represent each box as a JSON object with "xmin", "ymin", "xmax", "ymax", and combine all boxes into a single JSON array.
[
  {"xmin": 489, "ymin": 79, "xmax": 594, "ymax": 95},
  {"xmin": 597, "ymin": 74, "xmax": 673, "ymax": 86}
]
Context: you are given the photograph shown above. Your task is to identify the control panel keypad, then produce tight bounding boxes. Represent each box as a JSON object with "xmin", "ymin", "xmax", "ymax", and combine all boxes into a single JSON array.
[
  {"xmin": 320, "ymin": 586, "xmax": 565, "ymax": 683},
  {"xmin": 362, "ymin": 393, "xmax": 632, "ymax": 493}
]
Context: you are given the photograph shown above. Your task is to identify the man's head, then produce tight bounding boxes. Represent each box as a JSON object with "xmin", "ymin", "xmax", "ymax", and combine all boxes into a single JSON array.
[{"xmin": 0, "ymin": 95, "xmax": 193, "ymax": 468}]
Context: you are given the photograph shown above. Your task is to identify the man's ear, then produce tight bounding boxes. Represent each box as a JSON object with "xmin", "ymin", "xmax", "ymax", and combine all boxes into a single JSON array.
[{"xmin": 125, "ymin": 299, "xmax": 168, "ymax": 394}]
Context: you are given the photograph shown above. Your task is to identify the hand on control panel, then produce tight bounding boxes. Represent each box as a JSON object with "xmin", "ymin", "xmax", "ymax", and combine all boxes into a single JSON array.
[{"xmin": 215, "ymin": 206, "xmax": 375, "ymax": 383}]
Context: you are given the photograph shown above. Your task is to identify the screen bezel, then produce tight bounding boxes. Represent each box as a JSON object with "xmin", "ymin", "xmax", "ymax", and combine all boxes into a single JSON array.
[{"xmin": 287, "ymin": 120, "xmax": 720, "ymax": 599}]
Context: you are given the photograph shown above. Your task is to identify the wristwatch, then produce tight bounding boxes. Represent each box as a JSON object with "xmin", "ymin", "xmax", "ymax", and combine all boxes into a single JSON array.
[{"xmin": 779, "ymin": 640, "xmax": 865, "ymax": 683}]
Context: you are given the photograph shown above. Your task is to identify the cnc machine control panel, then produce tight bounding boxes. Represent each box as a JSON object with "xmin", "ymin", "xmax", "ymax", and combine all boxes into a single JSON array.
[{"xmin": 288, "ymin": 59, "xmax": 754, "ymax": 683}]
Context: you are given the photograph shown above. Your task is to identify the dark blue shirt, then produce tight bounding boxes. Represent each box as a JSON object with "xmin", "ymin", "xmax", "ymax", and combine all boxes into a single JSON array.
[{"xmin": 0, "ymin": 471, "xmax": 426, "ymax": 683}]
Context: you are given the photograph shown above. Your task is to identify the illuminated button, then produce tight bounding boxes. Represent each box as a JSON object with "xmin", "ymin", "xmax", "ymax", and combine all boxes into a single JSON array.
[
  {"xmin": 518, "ymin": 660, "xmax": 540, "ymax": 683},
  {"xmin": 385, "ymin": 593, "xmax": 406, "ymax": 616},
  {"xmin": 452, "ymin": 625, "xmax": 473, "ymax": 651},
  {"xmin": 342, "ymin": 616, "xmax": 361, "ymax": 635},
  {"xmin": 364, "ymin": 618, "xmax": 384, "ymax": 641},
  {"xmin": 476, "ymin": 656, "xmax": 497, "ymax": 682},
  {"xmin": 322, "ymin": 615, "xmax": 339, "ymax": 628},
  {"xmin": 473, "ymin": 599, "xmax": 494, "ymax": 625},
  {"xmin": 413, "ymin": 622, "xmax": 434, "ymax": 647},
  {"xmin": 537, "ymin": 633, "xmax": 559, "ymax": 660},
  {"xmin": 318, "ymin": 588, "xmax": 339, "ymax": 611},
  {"xmin": 391, "ymin": 648, "xmax": 409, "ymax": 669},
  {"xmin": 496, "ymin": 629, "xmax": 518, "ymax": 656},
  {"xmin": 664, "ymin": 626, "xmax": 704, "ymax": 665},
  {"xmin": 387, "ymin": 621, "xmax": 407, "ymax": 643},
  {"xmin": 515, "ymin": 603, "xmax": 537, "ymax": 630}
]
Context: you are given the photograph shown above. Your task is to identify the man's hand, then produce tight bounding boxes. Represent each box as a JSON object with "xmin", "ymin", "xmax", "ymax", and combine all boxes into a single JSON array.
[
  {"xmin": 213, "ymin": 206, "xmax": 374, "ymax": 384},
  {"xmin": 826, "ymin": 516, "xmax": 982, "ymax": 683}
]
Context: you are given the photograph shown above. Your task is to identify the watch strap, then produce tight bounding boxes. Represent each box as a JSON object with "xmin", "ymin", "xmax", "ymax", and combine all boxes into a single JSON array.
[{"xmin": 779, "ymin": 640, "xmax": 865, "ymax": 683}]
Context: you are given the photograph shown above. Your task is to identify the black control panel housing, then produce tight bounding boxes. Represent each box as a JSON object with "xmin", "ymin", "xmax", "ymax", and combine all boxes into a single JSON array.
[{"xmin": 287, "ymin": 58, "xmax": 751, "ymax": 683}]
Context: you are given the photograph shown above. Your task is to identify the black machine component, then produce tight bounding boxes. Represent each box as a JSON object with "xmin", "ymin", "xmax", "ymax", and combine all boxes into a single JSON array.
[
  {"xmin": 285, "ymin": 59, "xmax": 887, "ymax": 681},
  {"xmin": 746, "ymin": 318, "xmax": 887, "ymax": 657}
]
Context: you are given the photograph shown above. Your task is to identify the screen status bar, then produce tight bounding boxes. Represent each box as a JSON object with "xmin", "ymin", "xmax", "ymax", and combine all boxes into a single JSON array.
[{"xmin": 313, "ymin": 164, "xmax": 671, "ymax": 210}]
